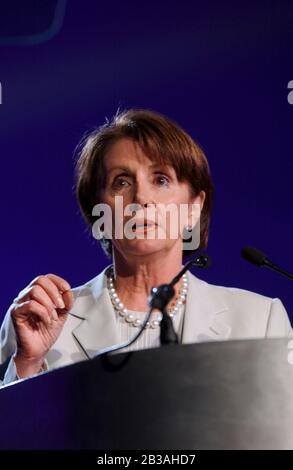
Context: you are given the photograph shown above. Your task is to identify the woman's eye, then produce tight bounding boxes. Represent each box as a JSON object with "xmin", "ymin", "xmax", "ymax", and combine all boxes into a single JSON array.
[
  {"xmin": 155, "ymin": 175, "xmax": 169, "ymax": 186},
  {"xmin": 112, "ymin": 178, "xmax": 130, "ymax": 190}
]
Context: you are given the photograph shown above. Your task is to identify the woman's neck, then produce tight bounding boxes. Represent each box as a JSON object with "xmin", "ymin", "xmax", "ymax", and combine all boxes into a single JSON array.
[{"xmin": 110, "ymin": 249, "xmax": 184, "ymax": 312}]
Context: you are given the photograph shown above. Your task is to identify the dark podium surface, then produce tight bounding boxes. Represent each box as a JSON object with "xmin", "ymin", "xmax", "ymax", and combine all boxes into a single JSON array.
[{"xmin": 0, "ymin": 338, "xmax": 293, "ymax": 450}]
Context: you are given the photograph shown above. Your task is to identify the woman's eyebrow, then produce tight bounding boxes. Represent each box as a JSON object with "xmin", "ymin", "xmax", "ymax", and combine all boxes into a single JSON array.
[
  {"xmin": 108, "ymin": 166, "xmax": 131, "ymax": 175},
  {"xmin": 107, "ymin": 163, "xmax": 172, "ymax": 174},
  {"xmin": 149, "ymin": 162, "xmax": 171, "ymax": 170}
]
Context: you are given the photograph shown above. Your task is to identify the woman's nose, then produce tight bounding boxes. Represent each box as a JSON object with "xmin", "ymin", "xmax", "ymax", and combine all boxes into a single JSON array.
[{"xmin": 132, "ymin": 181, "xmax": 153, "ymax": 207}]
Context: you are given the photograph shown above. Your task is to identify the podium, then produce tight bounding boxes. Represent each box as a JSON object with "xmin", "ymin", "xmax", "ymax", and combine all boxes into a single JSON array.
[{"xmin": 0, "ymin": 338, "xmax": 293, "ymax": 450}]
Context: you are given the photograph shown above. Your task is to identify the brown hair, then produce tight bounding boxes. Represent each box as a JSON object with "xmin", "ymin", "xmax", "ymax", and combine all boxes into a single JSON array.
[{"xmin": 75, "ymin": 108, "xmax": 214, "ymax": 257}]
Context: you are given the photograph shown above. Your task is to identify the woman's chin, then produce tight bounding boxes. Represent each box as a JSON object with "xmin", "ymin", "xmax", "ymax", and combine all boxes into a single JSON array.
[{"xmin": 119, "ymin": 238, "xmax": 170, "ymax": 257}]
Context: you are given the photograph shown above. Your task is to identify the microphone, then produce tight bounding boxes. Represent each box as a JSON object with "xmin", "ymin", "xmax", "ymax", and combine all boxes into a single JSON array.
[
  {"xmin": 149, "ymin": 253, "xmax": 212, "ymax": 345},
  {"xmin": 241, "ymin": 246, "xmax": 293, "ymax": 281},
  {"xmin": 93, "ymin": 253, "xmax": 212, "ymax": 358}
]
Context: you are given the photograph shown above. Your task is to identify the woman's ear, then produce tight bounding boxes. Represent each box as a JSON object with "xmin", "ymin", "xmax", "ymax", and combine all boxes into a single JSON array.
[{"xmin": 188, "ymin": 191, "xmax": 206, "ymax": 228}]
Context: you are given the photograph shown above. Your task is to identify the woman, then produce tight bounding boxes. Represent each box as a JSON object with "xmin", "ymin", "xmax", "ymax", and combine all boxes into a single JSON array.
[{"xmin": 0, "ymin": 109, "xmax": 291, "ymax": 386}]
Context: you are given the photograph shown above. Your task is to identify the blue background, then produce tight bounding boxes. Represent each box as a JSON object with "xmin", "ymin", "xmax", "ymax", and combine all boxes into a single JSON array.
[{"xmin": 0, "ymin": 0, "xmax": 292, "ymax": 323}]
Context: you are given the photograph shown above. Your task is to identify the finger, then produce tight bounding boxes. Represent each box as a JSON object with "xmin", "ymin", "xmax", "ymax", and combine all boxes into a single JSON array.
[
  {"xmin": 45, "ymin": 274, "xmax": 71, "ymax": 293},
  {"xmin": 23, "ymin": 285, "xmax": 57, "ymax": 321},
  {"xmin": 29, "ymin": 273, "xmax": 70, "ymax": 293},
  {"xmin": 61, "ymin": 289, "xmax": 74, "ymax": 311},
  {"xmin": 46, "ymin": 274, "xmax": 72, "ymax": 310},
  {"xmin": 30, "ymin": 276, "xmax": 67, "ymax": 311},
  {"xmin": 13, "ymin": 300, "xmax": 52, "ymax": 327}
]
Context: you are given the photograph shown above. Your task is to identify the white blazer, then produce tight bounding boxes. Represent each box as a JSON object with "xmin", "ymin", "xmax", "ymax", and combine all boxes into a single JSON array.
[{"xmin": 0, "ymin": 266, "xmax": 292, "ymax": 386}]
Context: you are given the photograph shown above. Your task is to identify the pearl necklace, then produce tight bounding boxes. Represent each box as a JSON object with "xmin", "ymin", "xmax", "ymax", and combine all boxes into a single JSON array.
[{"xmin": 106, "ymin": 266, "xmax": 189, "ymax": 329}]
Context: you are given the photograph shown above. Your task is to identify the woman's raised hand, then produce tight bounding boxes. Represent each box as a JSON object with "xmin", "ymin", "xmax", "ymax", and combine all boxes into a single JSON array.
[{"xmin": 10, "ymin": 274, "xmax": 74, "ymax": 378}]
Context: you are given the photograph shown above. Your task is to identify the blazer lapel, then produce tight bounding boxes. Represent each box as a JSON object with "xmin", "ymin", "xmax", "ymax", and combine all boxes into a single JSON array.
[
  {"xmin": 182, "ymin": 271, "xmax": 231, "ymax": 343},
  {"xmin": 71, "ymin": 266, "xmax": 120, "ymax": 358}
]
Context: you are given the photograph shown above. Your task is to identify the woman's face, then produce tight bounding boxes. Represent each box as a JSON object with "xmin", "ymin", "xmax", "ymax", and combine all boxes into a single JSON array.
[{"xmin": 100, "ymin": 138, "xmax": 205, "ymax": 258}]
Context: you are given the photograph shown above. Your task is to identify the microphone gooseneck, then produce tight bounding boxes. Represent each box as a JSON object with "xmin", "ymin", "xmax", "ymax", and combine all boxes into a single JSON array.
[
  {"xmin": 94, "ymin": 252, "xmax": 212, "ymax": 358},
  {"xmin": 149, "ymin": 253, "xmax": 212, "ymax": 345}
]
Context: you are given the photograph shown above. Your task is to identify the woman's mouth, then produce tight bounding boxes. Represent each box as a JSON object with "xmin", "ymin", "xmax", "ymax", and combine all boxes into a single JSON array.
[{"xmin": 132, "ymin": 222, "xmax": 157, "ymax": 233}]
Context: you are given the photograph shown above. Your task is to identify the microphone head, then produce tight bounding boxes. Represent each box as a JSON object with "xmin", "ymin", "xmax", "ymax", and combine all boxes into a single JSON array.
[
  {"xmin": 192, "ymin": 254, "xmax": 212, "ymax": 269},
  {"xmin": 241, "ymin": 246, "xmax": 267, "ymax": 267}
]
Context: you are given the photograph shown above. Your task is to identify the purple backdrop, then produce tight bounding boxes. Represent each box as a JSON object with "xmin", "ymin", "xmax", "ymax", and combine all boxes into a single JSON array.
[{"xmin": 0, "ymin": 0, "xmax": 292, "ymax": 324}]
